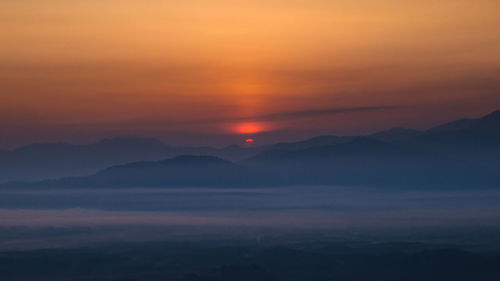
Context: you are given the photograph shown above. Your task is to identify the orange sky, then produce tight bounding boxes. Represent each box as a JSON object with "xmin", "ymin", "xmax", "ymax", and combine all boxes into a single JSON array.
[{"xmin": 1, "ymin": 0, "xmax": 500, "ymax": 147}]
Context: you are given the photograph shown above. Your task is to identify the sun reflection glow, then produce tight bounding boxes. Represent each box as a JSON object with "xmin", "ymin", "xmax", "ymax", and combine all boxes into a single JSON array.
[
  {"xmin": 231, "ymin": 122, "xmax": 272, "ymax": 135},
  {"xmin": 235, "ymin": 123, "xmax": 262, "ymax": 134}
]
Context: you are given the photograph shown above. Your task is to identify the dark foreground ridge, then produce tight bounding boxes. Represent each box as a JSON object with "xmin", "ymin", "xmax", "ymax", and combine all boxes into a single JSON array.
[{"xmin": 1, "ymin": 241, "xmax": 500, "ymax": 281}]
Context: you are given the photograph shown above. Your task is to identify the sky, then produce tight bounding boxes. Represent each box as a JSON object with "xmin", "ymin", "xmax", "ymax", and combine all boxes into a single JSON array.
[{"xmin": 1, "ymin": 0, "xmax": 500, "ymax": 147}]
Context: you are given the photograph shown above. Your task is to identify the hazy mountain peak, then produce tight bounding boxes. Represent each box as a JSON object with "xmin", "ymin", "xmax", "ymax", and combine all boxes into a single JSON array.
[
  {"xmin": 370, "ymin": 128, "xmax": 422, "ymax": 141},
  {"xmin": 268, "ymin": 135, "xmax": 350, "ymax": 151},
  {"xmin": 96, "ymin": 136, "xmax": 167, "ymax": 147},
  {"xmin": 111, "ymin": 155, "xmax": 231, "ymax": 170},
  {"xmin": 161, "ymin": 155, "xmax": 230, "ymax": 164},
  {"xmin": 330, "ymin": 136, "xmax": 397, "ymax": 151},
  {"xmin": 427, "ymin": 110, "xmax": 500, "ymax": 133},
  {"xmin": 374, "ymin": 127, "xmax": 420, "ymax": 134},
  {"xmin": 222, "ymin": 144, "xmax": 243, "ymax": 150},
  {"xmin": 480, "ymin": 110, "xmax": 500, "ymax": 122}
]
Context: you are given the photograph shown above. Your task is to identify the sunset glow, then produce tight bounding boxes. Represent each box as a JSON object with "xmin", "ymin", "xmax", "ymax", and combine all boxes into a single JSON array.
[
  {"xmin": 1, "ymin": 1, "xmax": 500, "ymax": 278},
  {"xmin": 0, "ymin": 0, "xmax": 499, "ymax": 147},
  {"xmin": 234, "ymin": 123, "xmax": 265, "ymax": 135}
]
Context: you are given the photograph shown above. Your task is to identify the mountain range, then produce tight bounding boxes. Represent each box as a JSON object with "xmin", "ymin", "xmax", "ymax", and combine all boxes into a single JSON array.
[
  {"xmin": 2, "ymin": 110, "xmax": 500, "ymax": 188},
  {"xmin": 0, "ymin": 137, "xmax": 262, "ymax": 183}
]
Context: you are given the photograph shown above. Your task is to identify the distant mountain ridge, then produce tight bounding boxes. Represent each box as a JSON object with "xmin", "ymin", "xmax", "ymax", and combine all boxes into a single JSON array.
[
  {"xmin": 2, "ymin": 110, "xmax": 500, "ymax": 187},
  {"xmin": 370, "ymin": 128, "xmax": 422, "ymax": 142},
  {"xmin": 103, "ymin": 155, "xmax": 233, "ymax": 170},
  {"xmin": 413, "ymin": 110, "xmax": 500, "ymax": 149},
  {"xmin": 267, "ymin": 135, "xmax": 355, "ymax": 151},
  {"xmin": 15, "ymin": 155, "xmax": 251, "ymax": 188},
  {"xmin": 427, "ymin": 110, "xmax": 500, "ymax": 133},
  {"xmin": 0, "ymin": 136, "xmax": 261, "ymax": 183}
]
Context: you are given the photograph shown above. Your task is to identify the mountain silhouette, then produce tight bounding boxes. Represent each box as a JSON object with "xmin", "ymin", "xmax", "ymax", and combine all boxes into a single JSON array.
[
  {"xmin": 86, "ymin": 155, "xmax": 247, "ymax": 187},
  {"xmin": 266, "ymin": 135, "xmax": 355, "ymax": 151},
  {"xmin": 247, "ymin": 137, "xmax": 407, "ymax": 164},
  {"xmin": 412, "ymin": 110, "xmax": 500, "ymax": 150},
  {"xmin": 427, "ymin": 110, "xmax": 500, "ymax": 133},
  {"xmin": 2, "ymin": 110, "xmax": 500, "ymax": 188},
  {"xmin": 370, "ymin": 128, "xmax": 422, "ymax": 142},
  {"xmin": 0, "ymin": 137, "xmax": 261, "ymax": 183},
  {"xmin": 10, "ymin": 155, "xmax": 254, "ymax": 188}
]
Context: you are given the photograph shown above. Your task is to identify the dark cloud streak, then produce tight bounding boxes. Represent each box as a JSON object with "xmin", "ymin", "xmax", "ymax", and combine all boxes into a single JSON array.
[{"xmin": 251, "ymin": 106, "xmax": 398, "ymax": 121}]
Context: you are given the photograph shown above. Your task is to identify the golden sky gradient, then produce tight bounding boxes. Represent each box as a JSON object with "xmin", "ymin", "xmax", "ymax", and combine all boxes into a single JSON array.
[{"xmin": 1, "ymin": 0, "xmax": 500, "ymax": 146}]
